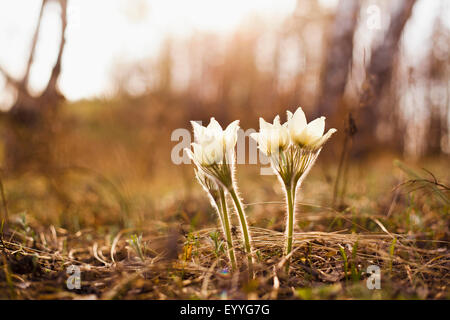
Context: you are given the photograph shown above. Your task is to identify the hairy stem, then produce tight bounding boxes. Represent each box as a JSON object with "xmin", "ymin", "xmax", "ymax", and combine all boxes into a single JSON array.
[
  {"xmin": 285, "ymin": 183, "xmax": 296, "ymax": 273},
  {"xmin": 219, "ymin": 188, "xmax": 237, "ymax": 271},
  {"xmin": 229, "ymin": 187, "xmax": 254, "ymax": 277}
]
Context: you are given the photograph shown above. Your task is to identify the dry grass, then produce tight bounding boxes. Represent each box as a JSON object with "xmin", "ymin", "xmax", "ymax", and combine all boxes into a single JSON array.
[
  {"xmin": 1, "ymin": 219, "xmax": 448, "ymax": 300},
  {"xmin": 0, "ymin": 102, "xmax": 448, "ymax": 300}
]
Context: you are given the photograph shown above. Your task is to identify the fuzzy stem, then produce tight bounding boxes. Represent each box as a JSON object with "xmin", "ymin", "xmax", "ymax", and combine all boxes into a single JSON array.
[
  {"xmin": 219, "ymin": 188, "xmax": 237, "ymax": 271},
  {"xmin": 228, "ymin": 187, "xmax": 254, "ymax": 277},
  {"xmin": 285, "ymin": 183, "xmax": 296, "ymax": 273}
]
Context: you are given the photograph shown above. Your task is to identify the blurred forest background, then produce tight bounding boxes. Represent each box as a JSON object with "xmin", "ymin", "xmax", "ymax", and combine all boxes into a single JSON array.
[
  {"xmin": 0, "ymin": 0, "xmax": 448, "ymax": 231},
  {"xmin": 0, "ymin": 0, "xmax": 449, "ymax": 301}
]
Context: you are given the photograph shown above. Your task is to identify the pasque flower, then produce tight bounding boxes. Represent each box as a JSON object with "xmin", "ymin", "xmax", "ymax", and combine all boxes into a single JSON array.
[
  {"xmin": 251, "ymin": 107, "xmax": 336, "ymax": 272},
  {"xmin": 186, "ymin": 118, "xmax": 254, "ymax": 276},
  {"xmin": 287, "ymin": 108, "xmax": 337, "ymax": 150},
  {"xmin": 188, "ymin": 118, "xmax": 239, "ymax": 188},
  {"xmin": 250, "ymin": 116, "xmax": 289, "ymax": 157},
  {"xmin": 190, "ymin": 118, "xmax": 239, "ymax": 167}
]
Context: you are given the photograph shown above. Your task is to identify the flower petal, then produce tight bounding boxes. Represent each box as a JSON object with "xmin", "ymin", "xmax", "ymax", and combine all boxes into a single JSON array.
[
  {"xmin": 286, "ymin": 110, "xmax": 293, "ymax": 122},
  {"xmin": 291, "ymin": 107, "xmax": 307, "ymax": 130},
  {"xmin": 259, "ymin": 117, "xmax": 271, "ymax": 131},
  {"xmin": 306, "ymin": 116, "xmax": 325, "ymax": 140},
  {"xmin": 273, "ymin": 115, "xmax": 281, "ymax": 126},
  {"xmin": 191, "ymin": 142, "xmax": 203, "ymax": 164},
  {"xmin": 203, "ymin": 139, "xmax": 224, "ymax": 164},
  {"xmin": 313, "ymin": 128, "xmax": 337, "ymax": 148},
  {"xmin": 288, "ymin": 107, "xmax": 307, "ymax": 144},
  {"xmin": 207, "ymin": 117, "xmax": 223, "ymax": 135},
  {"xmin": 249, "ymin": 132, "xmax": 259, "ymax": 143},
  {"xmin": 184, "ymin": 147, "xmax": 196, "ymax": 162},
  {"xmin": 224, "ymin": 120, "xmax": 240, "ymax": 149}
]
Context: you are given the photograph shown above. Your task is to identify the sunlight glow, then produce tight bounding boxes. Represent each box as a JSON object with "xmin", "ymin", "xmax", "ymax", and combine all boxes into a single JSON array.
[
  {"xmin": 0, "ymin": 0, "xmax": 448, "ymax": 104},
  {"xmin": 0, "ymin": 0, "xmax": 296, "ymax": 103}
]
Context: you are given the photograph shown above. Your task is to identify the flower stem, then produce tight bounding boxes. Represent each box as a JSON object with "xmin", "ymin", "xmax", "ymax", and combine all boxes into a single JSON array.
[
  {"xmin": 285, "ymin": 183, "xmax": 295, "ymax": 273},
  {"xmin": 228, "ymin": 187, "xmax": 254, "ymax": 277},
  {"xmin": 219, "ymin": 188, "xmax": 237, "ymax": 271}
]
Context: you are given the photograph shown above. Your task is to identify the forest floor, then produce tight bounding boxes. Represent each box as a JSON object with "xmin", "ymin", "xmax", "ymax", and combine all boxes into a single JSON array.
[{"xmin": 0, "ymin": 155, "xmax": 449, "ymax": 300}]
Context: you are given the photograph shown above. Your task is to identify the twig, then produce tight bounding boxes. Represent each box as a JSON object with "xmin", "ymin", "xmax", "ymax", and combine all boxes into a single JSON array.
[
  {"xmin": 270, "ymin": 266, "xmax": 280, "ymax": 299},
  {"xmin": 0, "ymin": 173, "xmax": 9, "ymax": 224}
]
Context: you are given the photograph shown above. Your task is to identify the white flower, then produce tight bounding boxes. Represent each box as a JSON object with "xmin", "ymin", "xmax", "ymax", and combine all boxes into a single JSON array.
[
  {"xmin": 287, "ymin": 107, "xmax": 337, "ymax": 149},
  {"xmin": 250, "ymin": 115, "xmax": 289, "ymax": 156},
  {"xmin": 188, "ymin": 118, "xmax": 240, "ymax": 166},
  {"xmin": 191, "ymin": 140, "xmax": 224, "ymax": 165},
  {"xmin": 186, "ymin": 117, "xmax": 253, "ymax": 274}
]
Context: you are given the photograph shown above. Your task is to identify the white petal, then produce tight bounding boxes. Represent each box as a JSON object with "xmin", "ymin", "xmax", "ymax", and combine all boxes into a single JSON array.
[
  {"xmin": 273, "ymin": 115, "xmax": 281, "ymax": 126},
  {"xmin": 286, "ymin": 110, "xmax": 293, "ymax": 122},
  {"xmin": 225, "ymin": 120, "xmax": 240, "ymax": 132},
  {"xmin": 259, "ymin": 117, "xmax": 271, "ymax": 131},
  {"xmin": 191, "ymin": 121, "xmax": 205, "ymax": 142},
  {"xmin": 288, "ymin": 108, "xmax": 307, "ymax": 143},
  {"xmin": 249, "ymin": 132, "xmax": 259, "ymax": 143},
  {"xmin": 184, "ymin": 147, "xmax": 195, "ymax": 162},
  {"xmin": 306, "ymin": 117, "xmax": 325, "ymax": 139},
  {"xmin": 280, "ymin": 126, "xmax": 290, "ymax": 147},
  {"xmin": 257, "ymin": 142, "xmax": 269, "ymax": 156},
  {"xmin": 191, "ymin": 143, "xmax": 203, "ymax": 163},
  {"xmin": 313, "ymin": 128, "xmax": 337, "ymax": 148},
  {"xmin": 224, "ymin": 120, "xmax": 239, "ymax": 135},
  {"xmin": 203, "ymin": 139, "xmax": 224, "ymax": 164},
  {"xmin": 291, "ymin": 107, "xmax": 307, "ymax": 129},
  {"xmin": 224, "ymin": 120, "xmax": 240, "ymax": 148},
  {"xmin": 207, "ymin": 117, "xmax": 223, "ymax": 134}
]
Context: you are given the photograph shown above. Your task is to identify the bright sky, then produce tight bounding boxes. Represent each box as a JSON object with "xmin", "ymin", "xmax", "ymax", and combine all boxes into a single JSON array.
[
  {"xmin": 0, "ymin": 0, "xmax": 296, "ymax": 104},
  {"xmin": 0, "ymin": 0, "xmax": 448, "ymax": 106}
]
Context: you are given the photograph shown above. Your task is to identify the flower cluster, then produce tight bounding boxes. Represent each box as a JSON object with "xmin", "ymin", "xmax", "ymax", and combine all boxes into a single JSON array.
[
  {"xmin": 186, "ymin": 119, "xmax": 239, "ymax": 188},
  {"xmin": 251, "ymin": 107, "xmax": 336, "ymax": 187},
  {"xmin": 185, "ymin": 118, "xmax": 253, "ymax": 276},
  {"xmin": 186, "ymin": 108, "xmax": 336, "ymax": 275},
  {"xmin": 251, "ymin": 107, "xmax": 336, "ymax": 270}
]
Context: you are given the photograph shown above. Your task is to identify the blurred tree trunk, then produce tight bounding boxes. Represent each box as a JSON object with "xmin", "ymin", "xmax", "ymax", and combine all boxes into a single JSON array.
[
  {"xmin": 0, "ymin": 0, "xmax": 68, "ymax": 173},
  {"xmin": 356, "ymin": 0, "xmax": 416, "ymax": 155},
  {"xmin": 426, "ymin": 16, "xmax": 449, "ymax": 155},
  {"xmin": 315, "ymin": 0, "xmax": 360, "ymax": 118},
  {"xmin": 427, "ymin": 103, "xmax": 443, "ymax": 155}
]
